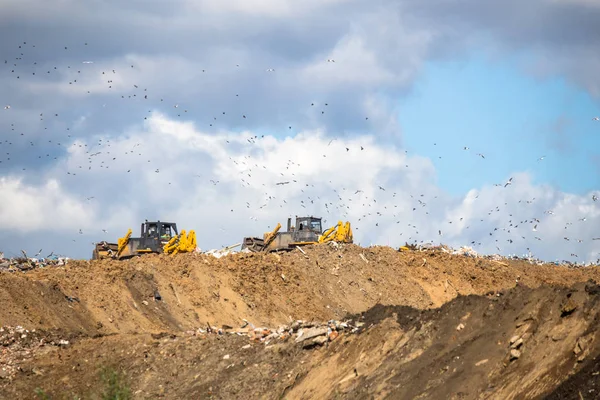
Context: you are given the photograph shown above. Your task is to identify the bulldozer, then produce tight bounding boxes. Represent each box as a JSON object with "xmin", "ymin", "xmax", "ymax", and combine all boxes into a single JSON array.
[
  {"xmin": 92, "ymin": 220, "xmax": 197, "ymax": 260},
  {"xmin": 241, "ymin": 216, "xmax": 353, "ymax": 253}
]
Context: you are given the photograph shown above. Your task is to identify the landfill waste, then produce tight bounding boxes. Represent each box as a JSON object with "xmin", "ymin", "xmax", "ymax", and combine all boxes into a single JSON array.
[
  {"xmin": 204, "ymin": 249, "xmax": 236, "ymax": 258},
  {"xmin": 0, "ymin": 251, "xmax": 68, "ymax": 272},
  {"xmin": 184, "ymin": 318, "xmax": 361, "ymax": 348},
  {"xmin": 0, "ymin": 326, "xmax": 73, "ymax": 382},
  {"xmin": 203, "ymin": 243, "xmax": 246, "ymax": 258},
  {"xmin": 399, "ymin": 242, "xmax": 598, "ymax": 268}
]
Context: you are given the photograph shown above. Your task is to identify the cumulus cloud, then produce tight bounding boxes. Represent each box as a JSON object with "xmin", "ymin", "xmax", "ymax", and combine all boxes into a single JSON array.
[
  {"xmin": 1, "ymin": 0, "xmax": 599, "ymax": 262},
  {"xmin": 0, "ymin": 177, "xmax": 93, "ymax": 232},
  {"xmin": 1, "ymin": 114, "xmax": 598, "ymax": 263}
]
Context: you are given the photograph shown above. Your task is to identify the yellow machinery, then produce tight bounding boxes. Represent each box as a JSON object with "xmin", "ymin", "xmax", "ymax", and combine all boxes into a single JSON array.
[
  {"xmin": 92, "ymin": 220, "xmax": 197, "ymax": 260},
  {"xmin": 318, "ymin": 221, "xmax": 353, "ymax": 244},
  {"xmin": 242, "ymin": 216, "xmax": 352, "ymax": 252}
]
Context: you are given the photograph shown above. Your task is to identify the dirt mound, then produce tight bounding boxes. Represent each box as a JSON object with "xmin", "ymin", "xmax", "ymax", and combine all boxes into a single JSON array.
[
  {"xmin": 3, "ymin": 282, "xmax": 600, "ymax": 399},
  {"xmin": 2, "ymin": 244, "xmax": 600, "ymax": 398},
  {"xmin": 1, "ymin": 244, "xmax": 598, "ymax": 335}
]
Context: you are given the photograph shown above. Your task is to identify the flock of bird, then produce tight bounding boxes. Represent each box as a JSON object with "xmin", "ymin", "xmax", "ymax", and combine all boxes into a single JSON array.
[{"xmin": 1, "ymin": 40, "xmax": 599, "ymax": 263}]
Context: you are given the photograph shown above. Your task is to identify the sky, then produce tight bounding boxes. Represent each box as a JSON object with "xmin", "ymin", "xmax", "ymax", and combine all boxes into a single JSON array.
[{"xmin": 0, "ymin": 0, "xmax": 599, "ymax": 263}]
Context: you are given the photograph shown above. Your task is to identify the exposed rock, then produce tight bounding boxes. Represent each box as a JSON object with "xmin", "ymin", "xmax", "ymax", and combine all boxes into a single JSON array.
[
  {"xmin": 295, "ymin": 327, "xmax": 328, "ymax": 343},
  {"xmin": 560, "ymin": 297, "xmax": 578, "ymax": 317},
  {"xmin": 510, "ymin": 349, "xmax": 521, "ymax": 361},
  {"xmin": 573, "ymin": 335, "xmax": 593, "ymax": 362},
  {"xmin": 510, "ymin": 338, "xmax": 523, "ymax": 349}
]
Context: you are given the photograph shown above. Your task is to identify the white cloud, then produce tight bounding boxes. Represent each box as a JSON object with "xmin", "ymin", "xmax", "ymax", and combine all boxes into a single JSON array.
[
  {"xmin": 1, "ymin": 0, "xmax": 600, "ymax": 263},
  {"xmin": 300, "ymin": 35, "xmax": 396, "ymax": 87},
  {"xmin": 299, "ymin": 10, "xmax": 433, "ymax": 90},
  {"xmin": 0, "ymin": 177, "xmax": 93, "ymax": 232},
  {"xmin": 184, "ymin": 0, "xmax": 352, "ymax": 17},
  {"xmin": 2, "ymin": 114, "xmax": 598, "ymax": 262}
]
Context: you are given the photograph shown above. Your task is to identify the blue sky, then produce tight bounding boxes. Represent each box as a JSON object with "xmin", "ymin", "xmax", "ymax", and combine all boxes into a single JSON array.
[{"xmin": 399, "ymin": 56, "xmax": 600, "ymax": 197}]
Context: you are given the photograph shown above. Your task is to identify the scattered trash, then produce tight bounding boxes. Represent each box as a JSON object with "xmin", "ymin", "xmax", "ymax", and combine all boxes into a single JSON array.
[
  {"xmin": 183, "ymin": 318, "xmax": 362, "ymax": 348},
  {"xmin": 458, "ymin": 246, "xmax": 478, "ymax": 258},
  {"xmin": 296, "ymin": 246, "xmax": 307, "ymax": 255},
  {"xmin": 204, "ymin": 249, "xmax": 230, "ymax": 258},
  {"xmin": 204, "ymin": 243, "xmax": 242, "ymax": 258},
  {"xmin": 0, "ymin": 251, "xmax": 69, "ymax": 272},
  {"xmin": 397, "ymin": 242, "xmax": 595, "ymax": 268},
  {"xmin": 0, "ymin": 325, "xmax": 73, "ymax": 382}
]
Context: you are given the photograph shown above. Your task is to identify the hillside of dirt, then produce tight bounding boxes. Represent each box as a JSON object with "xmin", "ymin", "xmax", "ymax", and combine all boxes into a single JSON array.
[{"xmin": 1, "ymin": 244, "xmax": 600, "ymax": 399}]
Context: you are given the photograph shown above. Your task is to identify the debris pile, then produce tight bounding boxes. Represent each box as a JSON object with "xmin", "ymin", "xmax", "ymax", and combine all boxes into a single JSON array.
[
  {"xmin": 203, "ymin": 243, "xmax": 247, "ymax": 258},
  {"xmin": 401, "ymin": 243, "xmax": 597, "ymax": 268},
  {"xmin": 185, "ymin": 319, "xmax": 363, "ymax": 348},
  {"xmin": 0, "ymin": 252, "xmax": 69, "ymax": 272},
  {"xmin": 0, "ymin": 326, "xmax": 71, "ymax": 382}
]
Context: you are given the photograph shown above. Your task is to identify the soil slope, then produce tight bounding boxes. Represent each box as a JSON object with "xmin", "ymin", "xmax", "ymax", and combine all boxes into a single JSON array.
[{"xmin": 1, "ymin": 244, "xmax": 599, "ymax": 399}]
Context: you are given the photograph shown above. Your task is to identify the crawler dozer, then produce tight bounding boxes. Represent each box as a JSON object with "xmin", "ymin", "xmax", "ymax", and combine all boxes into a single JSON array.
[
  {"xmin": 92, "ymin": 220, "xmax": 197, "ymax": 260},
  {"xmin": 241, "ymin": 216, "xmax": 353, "ymax": 253}
]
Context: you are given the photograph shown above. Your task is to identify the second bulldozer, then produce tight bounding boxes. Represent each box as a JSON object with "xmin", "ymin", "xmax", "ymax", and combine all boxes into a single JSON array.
[
  {"xmin": 241, "ymin": 216, "xmax": 353, "ymax": 252},
  {"xmin": 92, "ymin": 220, "xmax": 197, "ymax": 260}
]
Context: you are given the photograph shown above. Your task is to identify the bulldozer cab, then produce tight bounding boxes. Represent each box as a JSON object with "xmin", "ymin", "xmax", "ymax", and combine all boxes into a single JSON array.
[
  {"xmin": 142, "ymin": 221, "xmax": 178, "ymax": 242},
  {"xmin": 294, "ymin": 217, "xmax": 322, "ymax": 234},
  {"xmin": 291, "ymin": 216, "xmax": 322, "ymax": 244}
]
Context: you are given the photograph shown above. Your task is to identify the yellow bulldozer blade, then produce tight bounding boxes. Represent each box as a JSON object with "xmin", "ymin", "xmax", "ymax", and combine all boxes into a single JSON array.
[
  {"xmin": 318, "ymin": 221, "xmax": 353, "ymax": 244},
  {"xmin": 263, "ymin": 223, "xmax": 282, "ymax": 247},
  {"xmin": 163, "ymin": 230, "xmax": 197, "ymax": 255},
  {"xmin": 117, "ymin": 228, "xmax": 132, "ymax": 257}
]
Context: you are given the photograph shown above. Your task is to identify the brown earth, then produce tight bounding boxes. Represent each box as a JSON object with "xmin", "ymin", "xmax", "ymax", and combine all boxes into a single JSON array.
[{"xmin": 1, "ymin": 244, "xmax": 600, "ymax": 399}]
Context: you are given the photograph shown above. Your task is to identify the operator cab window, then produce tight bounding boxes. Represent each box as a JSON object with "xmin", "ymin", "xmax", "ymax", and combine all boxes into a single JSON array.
[
  {"xmin": 298, "ymin": 219, "xmax": 309, "ymax": 231},
  {"xmin": 310, "ymin": 220, "xmax": 322, "ymax": 233}
]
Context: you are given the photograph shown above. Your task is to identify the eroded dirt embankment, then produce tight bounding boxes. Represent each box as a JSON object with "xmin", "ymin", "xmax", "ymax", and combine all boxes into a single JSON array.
[
  {"xmin": 1, "ymin": 244, "xmax": 599, "ymax": 336},
  {"xmin": 2, "ymin": 245, "xmax": 600, "ymax": 399},
  {"xmin": 2, "ymin": 282, "xmax": 600, "ymax": 399}
]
